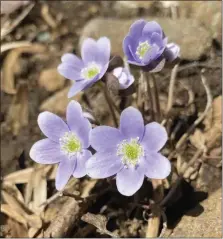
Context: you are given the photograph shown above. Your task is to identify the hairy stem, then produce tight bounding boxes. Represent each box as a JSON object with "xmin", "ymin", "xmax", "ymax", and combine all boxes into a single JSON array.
[
  {"xmin": 151, "ymin": 73, "xmax": 162, "ymax": 122},
  {"xmin": 103, "ymin": 85, "xmax": 118, "ymax": 127}
]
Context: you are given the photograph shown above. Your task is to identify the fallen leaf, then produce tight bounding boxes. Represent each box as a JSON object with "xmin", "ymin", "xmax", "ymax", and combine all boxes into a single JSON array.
[
  {"xmin": 81, "ymin": 213, "xmax": 119, "ymax": 238},
  {"xmin": 3, "ymin": 167, "xmax": 34, "ymax": 184},
  {"xmin": 38, "ymin": 68, "xmax": 65, "ymax": 92},
  {"xmin": 2, "ymin": 190, "xmax": 42, "ymax": 229},
  {"xmin": 3, "ymin": 182, "xmax": 25, "ymax": 204},
  {"xmin": 1, "ymin": 204, "xmax": 27, "ymax": 227},
  {"xmin": 40, "ymin": 85, "xmax": 83, "ymax": 115},
  {"xmin": 5, "ymin": 82, "xmax": 28, "ymax": 136},
  {"xmin": 1, "ymin": 44, "xmax": 47, "ymax": 94},
  {"xmin": 189, "ymin": 129, "xmax": 206, "ymax": 151},
  {"xmin": 32, "ymin": 165, "xmax": 50, "ymax": 213},
  {"xmin": 7, "ymin": 217, "xmax": 28, "ymax": 238},
  {"xmin": 190, "ymin": 96, "xmax": 222, "ymax": 150}
]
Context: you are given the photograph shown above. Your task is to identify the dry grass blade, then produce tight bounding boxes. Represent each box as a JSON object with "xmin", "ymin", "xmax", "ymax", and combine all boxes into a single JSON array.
[
  {"xmin": 2, "ymin": 190, "xmax": 42, "ymax": 229},
  {"xmin": 41, "ymin": 3, "xmax": 57, "ymax": 29},
  {"xmin": 32, "ymin": 166, "xmax": 48, "ymax": 213},
  {"xmin": 3, "ymin": 182, "xmax": 25, "ymax": 204},
  {"xmin": 7, "ymin": 217, "xmax": 28, "ymax": 238},
  {"xmin": 81, "ymin": 179, "xmax": 98, "ymax": 198},
  {"xmin": 1, "ymin": 44, "xmax": 47, "ymax": 95},
  {"xmin": 175, "ymin": 70, "xmax": 212, "ymax": 150},
  {"xmin": 1, "ymin": 2, "xmax": 35, "ymax": 39},
  {"xmin": 3, "ymin": 167, "xmax": 34, "ymax": 184},
  {"xmin": 5, "ymin": 82, "xmax": 29, "ymax": 136},
  {"xmin": 1, "ymin": 204, "xmax": 27, "ymax": 227},
  {"xmin": 81, "ymin": 213, "xmax": 119, "ymax": 238},
  {"xmin": 1, "ymin": 41, "xmax": 31, "ymax": 53}
]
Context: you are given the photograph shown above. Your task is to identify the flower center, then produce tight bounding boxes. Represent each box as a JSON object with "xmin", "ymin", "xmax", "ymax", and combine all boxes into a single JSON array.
[
  {"xmin": 81, "ymin": 62, "xmax": 100, "ymax": 80},
  {"xmin": 117, "ymin": 138, "xmax": 144, "ymax": 167},
  {"xmin": 136, "ymin": 41, "xmax": 151, "ymax": 60},
  {"xmin": 60, "ymin": 132, "xmax": 82, "ymax": 157}
]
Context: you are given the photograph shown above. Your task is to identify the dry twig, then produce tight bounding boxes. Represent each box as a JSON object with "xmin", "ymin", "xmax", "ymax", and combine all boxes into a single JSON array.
[
  {"xmin": 168, "ymin": 69, "xmax": 212, "ymax": 160},
  {"xmin": 1, "ymin": 2, "xmax": 35, "ymax": 39},
  {"xmin": 146, "ymin": 179, "xmax": 164, "ymax": 238}
]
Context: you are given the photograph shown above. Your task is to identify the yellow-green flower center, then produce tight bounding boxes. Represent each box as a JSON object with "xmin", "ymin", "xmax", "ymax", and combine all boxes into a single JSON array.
[
  {"xmin": 117, "ymin": 138, "xmax": 144, "ymax": 166},
  {"xmin": 60, "ymin": 132, "xmax": 82, "ymax": 157},
  {"xmin": 81, "ymin": 62, "xmax": 100, "ymax": 80},
  {"xmin": 136, "ymin": 41, "xmax": 151, "ymax": 60}
]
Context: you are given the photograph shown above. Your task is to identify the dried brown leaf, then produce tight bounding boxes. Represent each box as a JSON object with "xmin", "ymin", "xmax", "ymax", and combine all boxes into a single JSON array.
[
  {"xmin": 7, "ymin": 217, "xmax": 28, "ymax": 238},
  {"xmin": 3, "ymin": 167, "xmax": 34, "ymax": 184},
  {"xmin": 189, "ymin": 129, "xmax": 206, "ymax": 150},
  {"xmin": 32, "ymin": 167, "xmax": 48, "ymax": 212},
  {"xmin": 2, "ymin": 190, "xmax": 42, "ymax": 229},
  {"xmin": 1, "ymin": 204, "xmax": 27, "ymax": 227},
  {"xmin": 40, "ymin": 85, "xmax": 83, "ymax": 115},
  {"xmin": 1, "ymin": 44, "xmax": 47, "ymax": 94},
  {"xmin": 81, "ymin": 213, "xmax": 119, "ymax": 238},
  {"xmin": 5, "ymin": 82, "xmax": 28, "ymax": 136},
  {"xmin": 28, "ymin": 227, "xmax": 43, "ymax": 238},
  {"xmin": 1, "ymin": 2, "xmax": 35, "ymax": 38},
  {"xmin": 38, "ymin": 68, "xmax": 65, "ymax": 92},
  {"xmin": 190, "ymin": 96, "xmax": 222, "ymax": 150},
  {"xmin": 3, "ymin": 182, "xmax": 25, "ymax": 204},
  {"xmin": 105, "ymin": 73, "xmax": 120, "ymax": 96}
]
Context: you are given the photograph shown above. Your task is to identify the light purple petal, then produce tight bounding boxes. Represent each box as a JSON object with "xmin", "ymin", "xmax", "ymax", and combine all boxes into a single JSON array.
[
  {"xmin": 90, "ymin": 126, "xmax": 125, "ymax": 151},
  {"xmin": 57, "ymin": 63, "xmax": 82, "ymax": 81},
  {"xmin": 30, "ymin": 139, "xmax": 64, "ymax": 164},
  {"xmin": 68, "ymin": 81, "xmax": 90, "ymax": 98},
  {"xmin": 61, "ymin": 53, "xmax": 84, "ymax": 70},
  {"xmin": 98, "ymin": 63, "xmax": 109, "ymax": 79},
  {"xmin": 142, "ymin": 45, "xmax": 159, "ymax": 65},
  {"xmin": 141, "ymin": 122, "xmax": 168, "ymax": 151},
  {"xmin": 38, "ymin": 112, "xmax": 69, "ymax": 142},
  {"xmin": 73, "ymin": 150, "xmax": 92, "ymax": 178},
  {"xmin": 150, "ymin": 58, "xmax": 166, "ymax": 73},
  {"xmin": 66, "ymin": 101, "xmax": 91, "ymax": 148},
  {"xmin": 120, "ymin": 107, "xmax": 144, "ymax": 140},
  {"xmin": 142, "ymin": 21, "xmax": 163, "ymax": 37},
  {"xmin": 150, "ymin": 32, "xmax": 165, "ymax": 49},
  {"xmin": 97, "ymin": 37, "xmax": 111, "ymax": 65},
  {"xmin": 117, "ymin": 68, "xmax": 135, "ymax": 90},
  {"xmin": 164, "ymin": 43, "xmax": 180, "ymax": 62},
  {"xmin": 55, "ymin": 158, "xmax": 76, "ymax": 190},
  {"xmin": 127, "ymin": 59, "xmax": 145, "ymax": 66},
  {"xmin": 129, "ymin": 19, "xmax": 147, "ymax": 39},
  {"xmin": 86, "ymin": 150, "xmax": 123, "ymax": 178},
  {"xmin": 142, "ymin": 152, "xmax": 171, "ymax": 179},
  {"xmin": 123, "ymin": 36, "xmax": 137, "ymax": 62},
  {"xmin": 81, "ymin": 38, "xmax": 98, "ymax": 64},
  {"xmin": 116, "ymin": 166, "xmax": 144, "ymax": 196}
]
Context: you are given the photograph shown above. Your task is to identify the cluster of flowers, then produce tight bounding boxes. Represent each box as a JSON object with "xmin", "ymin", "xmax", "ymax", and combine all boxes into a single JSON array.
[{"xmin": 30, "ymin": 20, "xmax": 179, "ymax": 196}]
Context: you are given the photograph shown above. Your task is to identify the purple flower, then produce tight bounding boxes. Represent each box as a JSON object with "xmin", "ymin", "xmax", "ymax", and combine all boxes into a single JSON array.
[
  {"xmin": 30, "ymin": 101, "xmax": 92, "ymax": 191},
  {"xmin": 123, "ymin": 19, "xmax": 180, "ymax": 72},
  {"xmin": 58, "ymin": 37, "xmax": 111, "ymax": 98},
  {"xmin": 112, "ymin": 67, "xmax": 135, "ymax": 89},
  {"xmin": 86, "ymin": 107, "xmax": 171, "ymax": 196}
]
